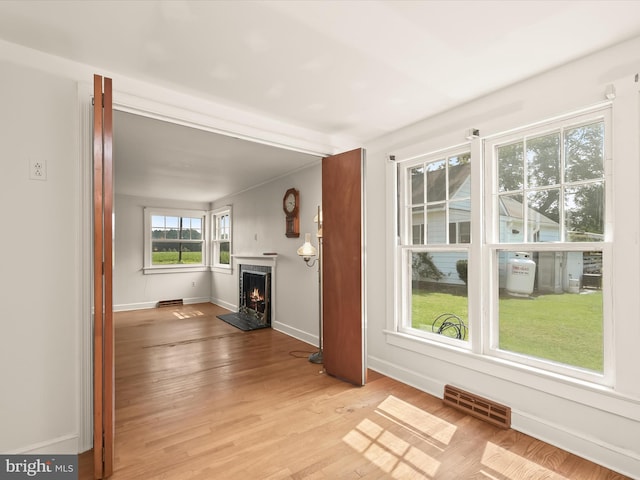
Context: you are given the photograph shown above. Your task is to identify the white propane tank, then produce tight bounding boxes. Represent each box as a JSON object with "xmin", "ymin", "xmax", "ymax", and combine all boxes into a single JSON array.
[{"xmin": 506, "ymin": 252, "xmax": 536, "ymax": 296}]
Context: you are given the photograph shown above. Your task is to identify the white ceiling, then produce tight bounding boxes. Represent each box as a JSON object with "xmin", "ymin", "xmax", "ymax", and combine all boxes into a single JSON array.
[
  {"xmin": 2, "ymin": 0, "xmax": 640, "ymax": 202},
  {"xmin": 113, "ymin": 110, "xmax": 321, "ymax": 203}
]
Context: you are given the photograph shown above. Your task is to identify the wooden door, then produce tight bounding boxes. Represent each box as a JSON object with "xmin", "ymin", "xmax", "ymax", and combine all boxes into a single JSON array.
[
  {"xmin": 322, "ymin": 148, "xmax": 366, "ymax": 386},
  {"xmin": 93, "ymin": 74, "xmax": 114, "ymax": 479}
]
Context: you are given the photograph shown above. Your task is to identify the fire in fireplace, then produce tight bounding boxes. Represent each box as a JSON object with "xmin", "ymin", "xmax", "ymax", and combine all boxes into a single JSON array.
[{"xmin": 239, "ymin": 270, "xmax": 271, "ymax": 327}]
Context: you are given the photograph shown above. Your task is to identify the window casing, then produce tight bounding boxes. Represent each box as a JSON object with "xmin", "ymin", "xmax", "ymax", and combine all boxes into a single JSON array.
[
  {"xmin": 211, "ymin": 207, "xmax": 232, "ymax": 270},
  {"xmin": 396, "ymin": 105, "xmax": 611, "ymax": 384}
]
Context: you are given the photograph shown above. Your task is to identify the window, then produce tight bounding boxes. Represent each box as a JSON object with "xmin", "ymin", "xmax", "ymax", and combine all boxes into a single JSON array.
[
  {"xmin": 487, "ymin": 108, "xmax": 609, "ymax": 378},
  {"xmin": 449, "ymin": 221, "xmax": 470, "ymax": 244},
  {"xmin": 396, "ymin": 105, "xmax": 611, "ymax": 383},
  {"xmin": 212, "ymin": 207, "xmax": 232, "ymax": 269},
  {"xmin": 399, "ymin": 149, "xmax": 471, "ymax": 345},
  {"xmin": 144, "ymin": 208, "xmax": 206, "ymax": 273}
]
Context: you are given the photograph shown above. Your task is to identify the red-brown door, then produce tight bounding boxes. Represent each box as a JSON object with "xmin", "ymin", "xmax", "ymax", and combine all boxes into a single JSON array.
[
  {"xmin": 322, "ymin": 148, "xmax": 366, "ymax": 386},
  {"xmin": 93, "ymin": 74, "xmax": 114, "ymax": 479}
]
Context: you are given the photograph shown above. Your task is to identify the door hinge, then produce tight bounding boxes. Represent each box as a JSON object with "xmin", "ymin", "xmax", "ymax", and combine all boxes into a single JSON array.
[{"xmin": 91, "ymin": 94, "xmax": 105, "ymax": 107}]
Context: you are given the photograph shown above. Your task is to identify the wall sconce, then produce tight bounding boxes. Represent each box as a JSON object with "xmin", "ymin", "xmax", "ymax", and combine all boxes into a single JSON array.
[
  {"xmin": 297, "ymin": 233, "xmax": 317, "ymax": 266},
  {"xmin": 297, "ymin": 206, "xmax": 323, "ymax": 364}
]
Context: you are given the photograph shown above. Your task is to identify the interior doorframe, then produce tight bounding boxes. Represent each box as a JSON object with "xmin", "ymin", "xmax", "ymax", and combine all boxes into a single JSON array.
[
  {"xmin": 78, "ymin": 81, "xmax": 94, "ymax": 453},
  {"xmin": 77, "ymin": 84, "xmax": 336, "ymax": 451}
]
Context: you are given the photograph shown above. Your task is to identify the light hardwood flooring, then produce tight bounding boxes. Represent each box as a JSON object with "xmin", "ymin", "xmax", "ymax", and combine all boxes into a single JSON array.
[{"xmin": 79, "ymin": 303, "xmax": 629, "ymax": 479}]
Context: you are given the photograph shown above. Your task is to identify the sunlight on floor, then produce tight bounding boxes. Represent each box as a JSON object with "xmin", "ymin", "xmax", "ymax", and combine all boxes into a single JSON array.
[
  {"xmin": 172, "ymin": 309, "xmax": 204, "ymax": 319},
  {"xmin": 343, "ymin": 419, "xmax": 440, "ymax": 478},
  {"xmin": 342, "ymin": 395, "xmax": 457, "ymax": 478},
  {"xmin": 481, "ymin": 442, "xmax": 569, "ymax": 480},
  {"xmin": 342, "ymin": 395, "xmax": 571, "ymax": 479},
  {"xmin": 377, "ymin": 395, "xmax": 457, "ymax": 446}
]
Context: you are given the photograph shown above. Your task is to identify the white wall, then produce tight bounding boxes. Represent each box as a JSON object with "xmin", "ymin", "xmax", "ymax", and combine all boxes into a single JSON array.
[
  {"xmin": 113, "ymin": 194, "xmax": 212, "ymax": 310},
  {"xmin": 365, "ymin": 37, "xmax": 640, "ymax": 477},
  {"xmin": 211, "ymin": 162, "xmax": 322, "ymax": 346},
  {"xmin": 0, "ymin": 61, "xmax": 80, "ymax": 453}
]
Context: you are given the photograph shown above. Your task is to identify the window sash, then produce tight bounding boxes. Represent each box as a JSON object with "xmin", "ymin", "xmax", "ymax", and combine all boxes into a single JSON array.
[
  {"xmin": 486, "ymin": 110, "xmax": 609, "ymax": 245},
  {"xmin": 398, "ymin": 146, "xmax": 472, "ymax": 348},
  {"xmin": 401, "ymin": 148, "xmax": 471, "ymax": 247},
  {"xmin": 399, "ymin": 246, "xmax": 471, "ymax": 347}
]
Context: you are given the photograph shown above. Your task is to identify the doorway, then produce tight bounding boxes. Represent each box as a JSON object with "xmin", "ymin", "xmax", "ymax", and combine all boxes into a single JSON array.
[{"xmin": 82, "ymin": 82, "xmax": 329, "ymax": 477}]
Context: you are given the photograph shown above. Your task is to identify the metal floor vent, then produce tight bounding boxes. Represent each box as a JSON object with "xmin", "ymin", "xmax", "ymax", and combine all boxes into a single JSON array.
[
  {"xmin": 443, "ymin": 385, "xmax": 511, "ymax": 429},
  {"xmin": 157, "ymin": 299, "xmax": 183, "ymax": 308}
]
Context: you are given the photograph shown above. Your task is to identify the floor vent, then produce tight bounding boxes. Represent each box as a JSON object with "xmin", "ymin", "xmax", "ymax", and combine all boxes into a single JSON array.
[
  {"xmin": 443, "ymin": 384, "xmax": 511, "ymax": 429},
  {"xmin": 157, "ymin": 299, "xmax": 183, "ymax": 308}
]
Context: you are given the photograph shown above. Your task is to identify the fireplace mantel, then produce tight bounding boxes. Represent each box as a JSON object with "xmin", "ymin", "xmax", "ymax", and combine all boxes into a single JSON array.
[{"xmin": 232, "ymin": 254, "xmax": 278, "ymax": 267}]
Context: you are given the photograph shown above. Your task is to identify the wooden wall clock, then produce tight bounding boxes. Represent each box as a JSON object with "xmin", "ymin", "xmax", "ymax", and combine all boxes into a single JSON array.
[{"xmin": 282, "ymin": 188, "xmax": 300, "ymax": 238}]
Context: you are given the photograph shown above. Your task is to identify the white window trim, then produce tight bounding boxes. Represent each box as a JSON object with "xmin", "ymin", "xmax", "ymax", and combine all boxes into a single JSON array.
[
  {"xmin": 211, "ymin": 205, "xmax": 232, "ymax": 274},
  {"xmin": 143, "ymin": 207, "xmax": 208, "ymax": 274}
]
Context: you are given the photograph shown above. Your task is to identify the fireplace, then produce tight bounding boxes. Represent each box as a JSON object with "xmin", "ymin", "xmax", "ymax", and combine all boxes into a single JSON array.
[
  {"xmin": 239, "ymin": 270, "xmax": 271, "ymax": 326},
  {"xmin": 216, "ymin": 257, "xmax": 276, "ymax": 331}
]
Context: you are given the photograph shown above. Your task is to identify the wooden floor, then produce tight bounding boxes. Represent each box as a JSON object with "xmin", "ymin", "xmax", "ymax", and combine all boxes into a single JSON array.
[{"xmin": 79, "ymin": 303, "xmax": 629, "ymax": 479}]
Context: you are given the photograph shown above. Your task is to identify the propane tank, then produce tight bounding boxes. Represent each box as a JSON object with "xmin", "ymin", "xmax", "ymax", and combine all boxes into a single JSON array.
[{"xmin": 506, "ymin": 252, "xmax": 536, "ymax": 296}]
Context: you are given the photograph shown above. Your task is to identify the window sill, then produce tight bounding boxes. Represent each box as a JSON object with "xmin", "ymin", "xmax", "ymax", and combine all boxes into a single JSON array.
[{"xmin": 143, "ymin": 265, "xmax": 208, "ymax": 275}]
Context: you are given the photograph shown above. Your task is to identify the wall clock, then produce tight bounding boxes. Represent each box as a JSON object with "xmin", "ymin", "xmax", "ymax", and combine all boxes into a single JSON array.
[{"xmin": 282, "ymin": 188, "xmax": 300, "ymax": 238}]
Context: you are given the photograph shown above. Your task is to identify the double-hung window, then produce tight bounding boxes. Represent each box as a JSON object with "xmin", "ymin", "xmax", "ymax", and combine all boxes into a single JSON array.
[
  {"xmin": 399, "ymin": 149, "xmax": 471, "ymax": 345},
  {"xmin": 144, "ymin": 208, "xmax": 206, "ymax": 273},
  {"xmin": 211, "ymin": 206, "xmax": 232, "ymax": 270},
  {"xmin": 396, "ymin": 105, "xmax": 611, "ymax": 383},
  {"xmin": 485, "ymin": 107, "xmax": 610, "ymax": 380}
]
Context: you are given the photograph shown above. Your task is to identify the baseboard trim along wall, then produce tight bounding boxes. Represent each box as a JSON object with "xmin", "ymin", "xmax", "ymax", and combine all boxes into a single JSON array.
[
  {"xmin": 271, "ymin": 321, "xmax": 317, "ymax": 348},
  {"xmin": 10, "ymin": 434, "xmax": 78, "ymax": 455},
  {"xmin": 114, "ymin": 297, "xmax": 212, "ymax": 312}
]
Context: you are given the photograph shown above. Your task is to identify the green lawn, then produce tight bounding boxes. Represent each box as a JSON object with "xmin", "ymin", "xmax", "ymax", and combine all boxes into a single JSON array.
[
  {"xmin": 152, "ymin": 251, "xmax": 202, "ymax": 264},
  {"xmin": 412, "ymin": 289, "xmax": 603, "ymax": 372}
]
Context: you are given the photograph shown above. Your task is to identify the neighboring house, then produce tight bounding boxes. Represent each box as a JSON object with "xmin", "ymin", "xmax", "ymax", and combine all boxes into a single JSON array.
[{"xmin": 412, "ymin": 165, "xmax": 601, "ymax": 292}]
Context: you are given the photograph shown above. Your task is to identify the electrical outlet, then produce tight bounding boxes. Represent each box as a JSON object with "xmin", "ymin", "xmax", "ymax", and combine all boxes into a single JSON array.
[
  {"xmin": 191, "ymin": 281, "xmax": 196, "ymax": 287},
  {"xmin": 29, "ymin": 158, "xmax": 46, "ymax": 181}
]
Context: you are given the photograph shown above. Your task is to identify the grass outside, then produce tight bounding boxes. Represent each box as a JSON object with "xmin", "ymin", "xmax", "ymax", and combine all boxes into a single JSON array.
[
  {"xmin": 412, "ymin": 289, "xmax": 603, "ymax": 372},
  {"xmin": 152, "ymin": 251, "xmax": 202, "ymax": 265}
]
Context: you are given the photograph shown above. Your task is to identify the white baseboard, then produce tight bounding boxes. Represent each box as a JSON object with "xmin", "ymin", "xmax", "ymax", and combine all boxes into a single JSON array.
[
  {"xmin": 367, "ymin": 354, "xmax": 443, "ymax": 397},
  {"xmin": 271, "ymin": 321, "xmax": 316, "ymax": 347},
  {"xmin": 10, "ymin": 434, "xmax": 79, "ymax": 455},
  {"xmin": 209, "ymin": 297, "xmax": 235, "ymax": 312},
  {"xmin": 367, "ymin": 354, "xmax": 640, "ymax": 479},
  {"xmin": 514, "ymin": 411, "xmax": 640, "ymax": 479},
  {"xmin": 184, "ymin": 296, "xmax": 212, "ymax": 305},
  {"xmin": 114, "ymin": 301, "xmax": 156, "ymax": 311},
  {"xmin": 114, "ymin": 297, "xmax": 213, "ymax": 312}
]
